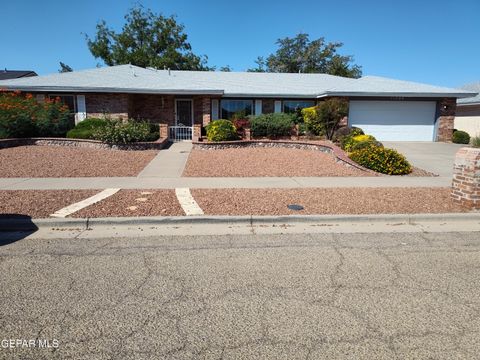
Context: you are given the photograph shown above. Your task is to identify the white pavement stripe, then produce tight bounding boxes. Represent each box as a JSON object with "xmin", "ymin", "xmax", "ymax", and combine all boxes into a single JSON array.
[
  {"xmin": 175, "ymin": 188, "xmax": 204, "ymax": 216},
  {"xmin": 50, "ymin": 188, "xmax": 121, "ymax": 218}
]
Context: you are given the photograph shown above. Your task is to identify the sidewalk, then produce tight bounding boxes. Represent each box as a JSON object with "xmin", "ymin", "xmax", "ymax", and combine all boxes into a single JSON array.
[
  {"xmin": 137, "ymin": 141, "xmax": 192, "ymax": 178},
  {"xmin": 0, "ymin": 175, "xmax": 452, "ymax": 190}
]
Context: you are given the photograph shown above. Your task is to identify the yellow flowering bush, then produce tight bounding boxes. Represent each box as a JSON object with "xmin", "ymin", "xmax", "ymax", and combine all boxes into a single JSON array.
[
  {"xmin": 342, "ymin": 134, "xmax": 376, "ymax": 152},
  {"xmin": 349, "ymin": 144, "xmax": 412, "ymax": 175},
  {"xmin": 205, "ymin": 119, "xmax": 238, "ymax": 142}
]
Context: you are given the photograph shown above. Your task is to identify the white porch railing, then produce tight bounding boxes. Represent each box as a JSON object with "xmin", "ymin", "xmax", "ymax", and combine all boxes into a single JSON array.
[{"xmin": 169, "ymin": 125, "xmax": 193, "ymax": 142}]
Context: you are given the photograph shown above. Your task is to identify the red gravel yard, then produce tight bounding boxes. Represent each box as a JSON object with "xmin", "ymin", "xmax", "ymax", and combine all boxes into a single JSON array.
[
  {"xmin": 183, "ymin": 148, "xmax": 371, "ymax": 177},
  {"xmin": 0, "ymin": 190, "xmax": 98, "ymax": 218},
  {"xmin": 191, "ymin": 188, "xmax": 467, "ymax": 215},
  {"xmin": 72, "ymin": 189, "xmax": 184, "ymax": 218},
  {"xmin": 0, "ymin": 146, "xmax": 158, "ymax": 177}
]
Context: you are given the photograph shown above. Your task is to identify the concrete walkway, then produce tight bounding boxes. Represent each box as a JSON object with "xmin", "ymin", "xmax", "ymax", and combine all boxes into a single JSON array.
[
  {"xmin": 0, "ymin": 175, "xmax": 452, "ymax": 190},
  {"xmin": 137, "ymin": 141, "xmax": 192, "ymax": 178}
]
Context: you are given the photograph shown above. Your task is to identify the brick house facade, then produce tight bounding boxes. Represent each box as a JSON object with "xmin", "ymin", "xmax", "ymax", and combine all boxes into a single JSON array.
[{"xmin": 78, "ymin": 93, "xmax": 457, "ymax": 142}]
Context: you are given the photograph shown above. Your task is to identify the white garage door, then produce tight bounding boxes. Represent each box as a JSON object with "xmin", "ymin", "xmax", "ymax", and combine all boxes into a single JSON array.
[{"xmin": 349, "ymin": 100, "xmax": 436, "ymax": 141}]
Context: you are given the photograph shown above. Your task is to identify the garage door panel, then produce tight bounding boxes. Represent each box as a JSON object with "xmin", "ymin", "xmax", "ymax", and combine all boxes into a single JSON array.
[{"xmin": 349, "ymin": 101, "xmax": 436, "ymax": 141}]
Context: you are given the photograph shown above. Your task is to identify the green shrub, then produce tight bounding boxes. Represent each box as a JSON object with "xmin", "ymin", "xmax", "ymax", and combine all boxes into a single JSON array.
[
  {"xmin": 341, "ymin": 134, "xmax": 377, "ymax": 152},
  {"xmin": 250, "ymin": 113, "xmax": 294, "ymax": 137},
  {"xmin": 146, "ymin": 123, "xmax": 160, "ymax": 141},
  {"xmin": 471, "ymin": 136, "xmax": 480, "ymax": 148},
  {"xmin": 93, "ymin": 119, "xmax": 151, "ymax": 144},
  {"xmin": 349, "ymin": 145, "xmax": 412, "ymax": 175},
  {"xmin": 205, "ymin": 119, "xmax": 238, "ymax": 142},
  {"xmin": 452, "ymin": 130, "xmax": 470, "ymax": 144},
  {"xmin": 350, "ymin": 140, "xmax": 383, "ymax": 152},
  {"xmin": 66, "ymin": 118, "xmax": 109, "ymax": 139}
]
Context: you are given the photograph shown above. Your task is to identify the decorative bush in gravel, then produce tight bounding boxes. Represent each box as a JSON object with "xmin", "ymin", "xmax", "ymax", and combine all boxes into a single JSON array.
[
  {"xmin": 66, "ymin": 117, "xmax": 108, "ymax": 139},
  {"xmin": 349, "ymin": 144, "xmax": 412, "ymax": 175},
  {"xmin": 93, "ymin": 119, "xmax": 152, "ymax": 144},
  {"xmin": 205, "ymin": 119, "xmax": 238, "ymax": 141},
  {"xmin": 342, "ymin": 134, "xmax": 377, "ymax": 152},
  {"xmin": 452, "ymin": 130, "xmax": 470, "ymax": 144},
  {"xmin": 472, "ymin": 136, "xmax": 480, "ymax": 148},
  {"xmin": 249, "ymin": 113, "xmax": 294, "ymax": 137},
  {"xmin": 0, "ymin": 90, "xmax": 72, "ymax": 138}
]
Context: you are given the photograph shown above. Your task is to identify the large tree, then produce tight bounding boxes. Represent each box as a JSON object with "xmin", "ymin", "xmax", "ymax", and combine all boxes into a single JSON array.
[
  {"xmin": 86, "ymin": 5, "xmax": 211, "ymax": 70},
  {"xmin": 248, "ymin": 33, "xmax": 362, "ymax": 78}
]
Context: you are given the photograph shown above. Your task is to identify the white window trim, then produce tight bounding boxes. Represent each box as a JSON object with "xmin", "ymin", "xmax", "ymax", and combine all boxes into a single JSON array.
[
  {"xmin": 75, "ymin": 95, "xmax": 86, "ymax": 124},
  {"xmin": 255, "ymin": 100, "xmax": 262, "ymax": 115},
  {"xmin": 274, "ymin": 100, "xmax": 282, "ymax": 113},
  {"xmin": 211, "ymin": 99, "xmax": 219, "ymax": 120}
]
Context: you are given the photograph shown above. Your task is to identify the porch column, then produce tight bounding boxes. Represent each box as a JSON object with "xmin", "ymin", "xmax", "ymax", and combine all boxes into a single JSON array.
[
  {"xmin": 436, "ymin": 98, "xmax": 456, "ymax": 142},
  {"xmin": 201, "ymin": 97, "xmax": 211, "ymax": 126}
]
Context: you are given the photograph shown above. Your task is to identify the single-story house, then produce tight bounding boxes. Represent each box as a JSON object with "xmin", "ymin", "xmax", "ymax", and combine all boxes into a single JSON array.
[
  {"xmin": 0, "ymin": 69, "xmax": 37, "ymax": 80},
  {"xmin": 0, "ymin": 65, "xmax": 476, "ymax": 142},
  {"xmin": 454, "ymin": 82, "xmax": 480, "ymax": 138}
]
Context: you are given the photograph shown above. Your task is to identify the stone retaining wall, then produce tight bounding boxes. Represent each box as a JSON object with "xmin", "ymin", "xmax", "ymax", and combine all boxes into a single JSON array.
[
  {"xmin": 0, "ymin": 137, "xmax": 169, "ymax": 151},
  {"xmin": 193, "ymin": 140, "xmax": 375, "ymax": 173}
]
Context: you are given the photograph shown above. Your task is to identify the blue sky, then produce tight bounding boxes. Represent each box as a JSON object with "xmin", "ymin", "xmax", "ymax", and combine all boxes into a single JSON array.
[{"xmin": 1, "ymin": 0, "xmax": 479, "ymax": 87}]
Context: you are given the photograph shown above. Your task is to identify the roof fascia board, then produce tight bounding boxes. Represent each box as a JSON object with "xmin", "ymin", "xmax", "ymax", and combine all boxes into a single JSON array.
[
  {"xmin": 0, "ymin": 85, "xmax": 224, "ymax": 95},
  {"xmin": 316, "ymin": 91, "xmax": 478, "ymax": 99}
]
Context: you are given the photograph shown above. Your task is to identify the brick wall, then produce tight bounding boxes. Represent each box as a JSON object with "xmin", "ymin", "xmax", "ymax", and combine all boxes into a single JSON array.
[
  {"xmin": 193, "ymin": 96, "xmax": 211, "ymax": 126},
  {"xmin": 85, "ymin": 94, "xmax": 129, "ymax": 120},
  {"xmin": 436, "ymin": 98, "xmax": 456, "ymax": 142},
  {"xmin": 129, "ymin": 94, "xmax": 175, "ymax": 125},
  {"xmin": 451, "ymin": 147, "xmax": 480, "ymax": 209}
]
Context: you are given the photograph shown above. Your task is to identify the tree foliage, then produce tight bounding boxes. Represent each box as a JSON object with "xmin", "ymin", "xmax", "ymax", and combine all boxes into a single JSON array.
[
  {"xmin": 58, "ymin": 62, "xmax": 73, "ymax": 73},
  {"xmin": 86, "ymin": 5, "xmax": 210, "ymax": 70},
  {"xmin": 248, "ymin": 33, "xmax": 361, "ymax": 78}
]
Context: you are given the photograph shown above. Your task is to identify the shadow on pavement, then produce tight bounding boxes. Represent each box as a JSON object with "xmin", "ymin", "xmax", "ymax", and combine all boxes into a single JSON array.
[{"xmin": 0, "ymin": 214, "xmax": 39, "ymax": 246}]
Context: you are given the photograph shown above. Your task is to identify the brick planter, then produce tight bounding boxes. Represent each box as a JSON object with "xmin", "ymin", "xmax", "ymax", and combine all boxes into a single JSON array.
[{"xmin": 452, "ymin": 147, "xmax": 480, "ymax": 209}]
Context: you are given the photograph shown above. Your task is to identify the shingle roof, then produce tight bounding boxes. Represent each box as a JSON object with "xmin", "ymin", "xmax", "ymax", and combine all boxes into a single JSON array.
[
  {"xmin": 458, "ymin": 82, "xmax": 480, "ymax": 105},
  {"xmin": 0, "ymin": 64, "xmax": 475, "ymax": 99},
  {"xmin": 0, "ymin": 69, "xmax": 37, "ymax": 80}
]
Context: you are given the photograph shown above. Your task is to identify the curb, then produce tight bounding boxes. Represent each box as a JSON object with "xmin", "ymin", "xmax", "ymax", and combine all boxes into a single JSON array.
[{"xmin": 1, "ymin": 213, "xmax": 479, "ymax": 231}]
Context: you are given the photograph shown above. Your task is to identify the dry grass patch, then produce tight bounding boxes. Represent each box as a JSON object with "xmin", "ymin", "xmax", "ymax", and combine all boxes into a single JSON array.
[
  {"xmin": 0, "ymin": 146, "xmax": 158, "ymax": 177},
  {"xmin": 191, "ymin": 188, "xmax": 466, "ymax": 215}
]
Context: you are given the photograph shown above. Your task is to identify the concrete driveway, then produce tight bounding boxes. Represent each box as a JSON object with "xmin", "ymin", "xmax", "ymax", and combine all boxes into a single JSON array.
[{"xmin": 383, "ymin": 141, "xmax": 464, "ymax": 177}]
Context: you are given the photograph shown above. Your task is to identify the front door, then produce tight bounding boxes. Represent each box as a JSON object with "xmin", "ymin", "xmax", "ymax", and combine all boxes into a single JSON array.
[{"xmin": 173, "ymin": 99, "xmax": 193, "ymax": 141}]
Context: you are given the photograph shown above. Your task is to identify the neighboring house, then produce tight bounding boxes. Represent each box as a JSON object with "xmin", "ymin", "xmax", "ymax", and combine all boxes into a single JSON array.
[
  {"xmin": 454, "ymin": 82, "xmax": 480, "ymax": 138},
  {"xmin": 0, "ymin": 69, "xmax": 37, "ymax": 80},
  {"xmin": 0, "ymin": 65, "xmax": 476, "ymax": 142}
]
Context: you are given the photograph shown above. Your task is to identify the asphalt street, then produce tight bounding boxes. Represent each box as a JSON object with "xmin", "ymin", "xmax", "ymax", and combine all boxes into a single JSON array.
[{"xmin": 1, "ymin": 231, "xmax": 480, "ymax": 359}]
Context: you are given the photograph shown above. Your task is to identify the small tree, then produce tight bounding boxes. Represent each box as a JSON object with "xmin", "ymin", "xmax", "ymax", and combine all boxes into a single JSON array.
[
  {"xmin": 302, "ymin": 98, "xmax": 348, "ymax": 139},
  {"xmin": 317, "ymin": 98, "xmax": 349, "ymax": 140}
]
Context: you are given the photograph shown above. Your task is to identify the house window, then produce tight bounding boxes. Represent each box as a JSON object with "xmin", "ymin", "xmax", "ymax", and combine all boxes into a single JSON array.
[
  {"xmin": 220, "ymin": 99, "xmax": 253, "ymax": 120},
  {"xmin": 283, "ymin": 100, "xmax": 315, "ymax": 114},
  {"xmin": 48, "ymin": 94, "xmax": 76, "ymax": 113}
]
